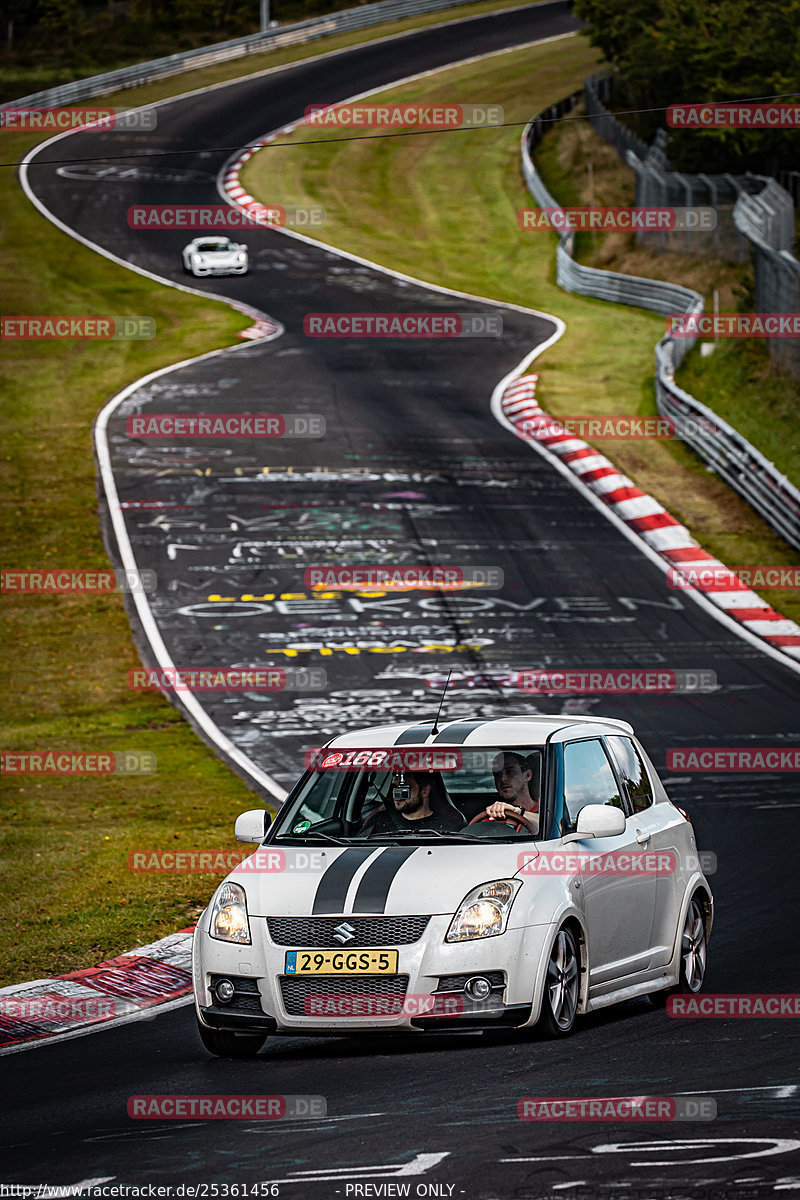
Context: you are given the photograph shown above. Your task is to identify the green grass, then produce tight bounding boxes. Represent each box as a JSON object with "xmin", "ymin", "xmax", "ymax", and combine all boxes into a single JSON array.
[
  {"xmin": 0, "ymin": 121, "xmax": 269, "ymax": 985},
  {"xmin": 676, "ymin": 338, "xmax": 800, "ymax": 489},
  {"xmin": 241, "ymin": 34, "xmax": 800, "ymax": 624}
]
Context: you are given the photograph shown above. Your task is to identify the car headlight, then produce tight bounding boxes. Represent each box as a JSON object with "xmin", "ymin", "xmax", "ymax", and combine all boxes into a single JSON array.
[
  {"xmin": 446, "ymin": 879, "xmax": 521, "ymax": 942},
  {"xmin": 209, "ymin": 881, "xmax": 251, "ymax": 944},
  {"xmin": 192, "ymin": 253, "xmax": 202, "ymax": 262},
  {"xmin": 237, "ymin": 252, "xmax": 247, "ymax": 262}
]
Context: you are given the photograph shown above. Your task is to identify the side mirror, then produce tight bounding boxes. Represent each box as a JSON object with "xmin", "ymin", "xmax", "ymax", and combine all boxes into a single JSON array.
[
  {"xmin": 234, "ymin": 809, "xmax": 271, "ymax": 843},
  {"xmin": 562, "ymin": 804, "xmax": 626, "ymax": 843}
]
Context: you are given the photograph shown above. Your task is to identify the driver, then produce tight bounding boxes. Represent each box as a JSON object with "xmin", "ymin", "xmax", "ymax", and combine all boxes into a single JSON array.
[
  {"xmin": 363, "ymin": 771, "xmax": 463, "ymax": 834},
  {"xmin": 471, "ymin": 751, "xmax": 540, "ymax": 834}
]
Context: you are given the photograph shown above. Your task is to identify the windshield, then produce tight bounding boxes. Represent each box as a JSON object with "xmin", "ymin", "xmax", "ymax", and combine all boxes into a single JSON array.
[
  {"xmin": 269, "ymin": 747, "xmax": 545, "ymax": 843},
  {"xmin": 196, "ymin": 241, "xmax": 236, "ymax": 252}
]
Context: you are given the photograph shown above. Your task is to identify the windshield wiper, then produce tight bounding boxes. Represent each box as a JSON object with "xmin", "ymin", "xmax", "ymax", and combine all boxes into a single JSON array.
[
  {"xmin": 283, "ymin": 831, "xmax": 349, "ymax": 845},
  {"xmin": 375, "ymin": 828, "xmax": 486, "ymax": 842}
]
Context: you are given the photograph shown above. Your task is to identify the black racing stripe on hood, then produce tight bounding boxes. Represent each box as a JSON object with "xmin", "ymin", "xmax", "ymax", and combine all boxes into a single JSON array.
[
  {"xmin": 311, "ymin": 848, "xmax": 375, "ymax": 915},
  {"xmin": 351, "ymin": 847, "xmax": 418, "ymax": 914},
  {"xmin": 394, "ymin": 725, "xmax": 435, "ymax": 745}
]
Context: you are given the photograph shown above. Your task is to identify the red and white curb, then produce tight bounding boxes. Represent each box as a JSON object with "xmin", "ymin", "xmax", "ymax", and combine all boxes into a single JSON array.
[
  {"xmin": 501, "ymin": 375, "xmax": 800, "ymax": 661},
  {"xmin": 0, "ymin": 926, "xmax": 195, "ymax": 1052},
  {"xmin": 238, "ymin": 314, "xmax": 280, "ymax": 339},
  {"xmin": 222, "ymin": 138, "xmax": 282, "ymax": 221}
]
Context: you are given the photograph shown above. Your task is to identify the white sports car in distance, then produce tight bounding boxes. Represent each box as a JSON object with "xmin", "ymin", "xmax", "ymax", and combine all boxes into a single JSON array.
[
  {"xmin": 193, "ymin": 714, "xmax": 713, "ymax": 1057},
  {"xmin": 182, "ymin": 237, "xmax": 248, "ymax": 276}
]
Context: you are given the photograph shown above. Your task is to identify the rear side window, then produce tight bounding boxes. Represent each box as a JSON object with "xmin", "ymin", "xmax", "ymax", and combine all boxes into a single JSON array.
[
  {"xmin": 606, "ymin": 736, "xmax": 654, "ymax": 813},
  {"xmin": 563, "ymin": 739, "xmax": 624, "ymax": 831}
]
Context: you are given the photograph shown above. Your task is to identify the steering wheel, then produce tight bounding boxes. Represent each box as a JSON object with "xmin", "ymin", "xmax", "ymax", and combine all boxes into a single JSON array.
[{"xmin": 468, "ymin": 809, "xmax": 528, "ymax": 834}]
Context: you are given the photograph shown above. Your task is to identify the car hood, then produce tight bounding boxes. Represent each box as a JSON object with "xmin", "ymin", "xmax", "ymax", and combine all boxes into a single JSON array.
[{"xmin": 230, "ymin": 842, "xmax": 539, "ymax": 917}]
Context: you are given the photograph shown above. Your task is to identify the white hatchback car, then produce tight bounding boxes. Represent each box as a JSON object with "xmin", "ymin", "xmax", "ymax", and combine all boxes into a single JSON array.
[
  {"xmin": 193, "ymin": 715, "xmax": 713, "ymax": 1057},
  {"xmin": 182, "ymin": 236, "xmax": 248, "ymax": 276}
]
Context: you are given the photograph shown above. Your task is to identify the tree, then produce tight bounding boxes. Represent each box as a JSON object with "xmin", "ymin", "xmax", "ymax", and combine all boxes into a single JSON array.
[{"xmin": 573, "ymin": 0, "xmax": 800, "ymax": 171}]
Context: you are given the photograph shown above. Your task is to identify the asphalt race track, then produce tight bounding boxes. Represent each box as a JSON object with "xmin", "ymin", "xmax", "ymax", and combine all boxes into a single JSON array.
[{"xmin": 6, "ymin": 3, "xmax": 800, "ymax": 1195}]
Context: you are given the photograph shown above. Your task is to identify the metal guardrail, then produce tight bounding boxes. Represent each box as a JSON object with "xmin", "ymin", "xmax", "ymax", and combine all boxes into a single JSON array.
[
  {"xmin": 9, "ymin": 0, "xmax": 490, "ymax": 108},
  {"xmin": 654, "ymin": 347, "xmax": 800, "ymax": 550},
  {"xmin": 521, "ymin": 98, "xmax": 800, "ymax": 550},
  {"xmin": 521, "ymin": 97, "xmax": 703, "ymax": 319}
]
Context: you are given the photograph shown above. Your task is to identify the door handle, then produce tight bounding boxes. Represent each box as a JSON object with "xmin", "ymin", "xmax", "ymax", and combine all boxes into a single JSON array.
[{"xmin": 636, "ymin": 829, "xmax": 651, "ymax": 845}]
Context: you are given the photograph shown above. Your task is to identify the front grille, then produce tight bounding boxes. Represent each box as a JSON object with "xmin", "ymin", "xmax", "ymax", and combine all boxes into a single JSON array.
[
  {"xmin": 209, "ymin": 974, "xmax": 264, "ymax": 1014},
  {"xmin": 435, "ymin": 971, "xmax": 505, "ymax": 993},
  {"xmin": 267, "ymin": 916, "xmax": 430, "ymax": 947},
  {"xmin": 280, "ymin": 974, "xmax": 410, "ymax": 1017}
]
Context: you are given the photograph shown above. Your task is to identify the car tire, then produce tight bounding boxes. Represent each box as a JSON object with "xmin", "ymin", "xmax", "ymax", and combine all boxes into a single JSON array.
[
  {"xmin": 197, "ymin": 1020, "xmax": 265, "ymax": 1058},
  {"xmin": 651, "ymin": 895, "xmax": 708, "ymax": 1004},
  {"xmin": 537, "ymin": 925, "xmax": 580, "ymax": 1038},
  {"xmin": 672, "ymin": 895, "xmax": 708, "ymax": 994}
]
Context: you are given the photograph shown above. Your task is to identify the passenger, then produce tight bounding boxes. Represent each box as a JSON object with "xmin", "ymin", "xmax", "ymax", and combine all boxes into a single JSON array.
[
  {"xmin": 363, "ymin": 771, "xmax": 463, "ymax": 834},
  {"xmin": 470, "ymin": 751, "xmax": 540, "ymax": 834}
]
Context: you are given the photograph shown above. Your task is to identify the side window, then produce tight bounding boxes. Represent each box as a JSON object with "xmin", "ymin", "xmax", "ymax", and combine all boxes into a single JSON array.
[
  {"xmin": 563, "ymin": 739, "xmax": 625, "ymax": 831},
  {"xmin": 606, "ymin": 736, "xmax": 654, "ymax": 813}
]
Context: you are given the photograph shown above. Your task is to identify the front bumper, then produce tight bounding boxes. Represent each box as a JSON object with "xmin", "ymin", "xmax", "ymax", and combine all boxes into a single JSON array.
[
  {"xmin": 193, "ymin": 915, "xmax": 550, "ymax": 1035},
  {"xmin": 192, "ymin": 262, "xmax": 247, "ymax": 275}
]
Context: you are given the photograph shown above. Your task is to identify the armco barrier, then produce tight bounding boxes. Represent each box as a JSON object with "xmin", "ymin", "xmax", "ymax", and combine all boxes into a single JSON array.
[
  {"xmin": 8, "ymin": 0, "xmax": 492, "ymax": 108},
  {"xmin": 521, "ymin": 97, "xmax": 800, "ymax": 551}
]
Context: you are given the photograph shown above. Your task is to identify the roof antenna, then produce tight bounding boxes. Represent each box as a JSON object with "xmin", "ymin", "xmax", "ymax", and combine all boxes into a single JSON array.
[{"xmin": 431, "ymin": 669, "xmax": 453, "ymax": 736}]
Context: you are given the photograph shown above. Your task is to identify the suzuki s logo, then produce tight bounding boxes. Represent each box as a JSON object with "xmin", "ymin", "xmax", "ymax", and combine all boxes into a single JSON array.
[{"xmin": 333, "ymin": 921, "xmax": 356, "ymax": 944}]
